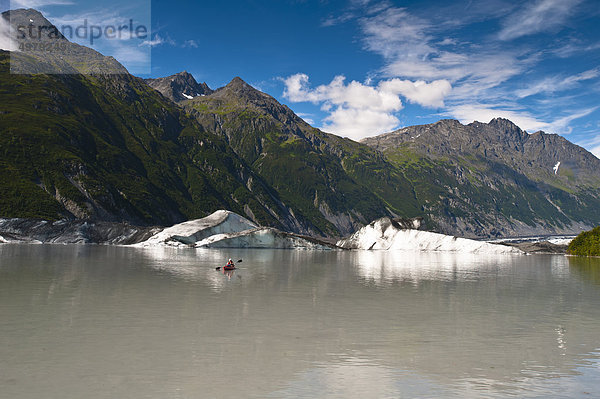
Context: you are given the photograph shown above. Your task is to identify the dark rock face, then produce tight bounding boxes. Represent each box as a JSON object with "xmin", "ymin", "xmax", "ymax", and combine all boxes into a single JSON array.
[
  {"xmin": 503, "ymin": 241, "xmax": 568, "ymax": 254},
  {"xmin": 0, "ymin": 218, "xmax": 159, "ymax": 244},
  {"xmin": 145, "ymin": 71, "xmax": 213, "ymax": 102},
  {"xmin": 391, "ymin": 217, "xmax": 423, "ymax": 230}
]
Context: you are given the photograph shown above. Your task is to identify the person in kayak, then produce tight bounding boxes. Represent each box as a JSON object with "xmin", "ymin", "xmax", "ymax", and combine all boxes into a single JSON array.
[{"xmin": 226, "ymin": 259, "xmax": 234, "ymax": 268}]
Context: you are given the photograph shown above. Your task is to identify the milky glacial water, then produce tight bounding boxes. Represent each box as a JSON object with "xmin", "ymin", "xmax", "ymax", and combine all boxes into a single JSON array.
[{"xmin": 1, "ymin": 244, "xmax": 600, "ymax": 398}]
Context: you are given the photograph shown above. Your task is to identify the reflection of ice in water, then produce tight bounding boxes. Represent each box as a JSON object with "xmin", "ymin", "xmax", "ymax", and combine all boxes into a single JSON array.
[
  {"xmin": 135, "ymin": 247, "xmax": 241, "ymax": 292},
  {"xmin": 352, "ymin": 251, "xmax": 522, "ymax": 285},
  {"xmin": 134, "ymin": 247, "xmax": 327, "ymax": 293}
]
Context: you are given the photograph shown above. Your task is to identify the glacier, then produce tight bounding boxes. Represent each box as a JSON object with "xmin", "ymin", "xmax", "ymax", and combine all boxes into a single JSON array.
[
  {"xmin": 134, "ymin": 210, "xmax": 258, "ymax": 247},
  {"xmin": 134, "ymin": 210, "xmax": 334, "ymax": 249},
  {"xmin": 194, "ymin": 227, "xmax": 333, "ymax": 249},
  {"xmin": 337, "ymin": 217, "xmax": 522, "ymax": 254}
]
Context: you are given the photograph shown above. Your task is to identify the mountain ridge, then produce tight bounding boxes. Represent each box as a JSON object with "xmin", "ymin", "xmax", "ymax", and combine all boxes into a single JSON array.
[
  {"xmin": 184, "ymin": 76, "xmax": 422, "ymax": 236},
  {"xmin": 1, "ymin": 8, "xmax": 599, "ymax": 239}
]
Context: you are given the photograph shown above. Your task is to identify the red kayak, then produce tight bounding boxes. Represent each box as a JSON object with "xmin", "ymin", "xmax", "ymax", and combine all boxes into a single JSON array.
[{"xmin": 223, "ymin": 265, "xmax": 236, "ymax": 271}]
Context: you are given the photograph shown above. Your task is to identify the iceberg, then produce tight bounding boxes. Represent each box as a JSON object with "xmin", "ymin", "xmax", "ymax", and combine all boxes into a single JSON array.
[{"xmin": 337, "ymin": 217, "xmax": 522, "ymax": 254}]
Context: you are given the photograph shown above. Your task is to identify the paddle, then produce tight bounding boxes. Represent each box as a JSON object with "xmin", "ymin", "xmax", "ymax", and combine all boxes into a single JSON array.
[{"xmin": 215, "ymin": 259, "xmax": 242, "ymax": 270}]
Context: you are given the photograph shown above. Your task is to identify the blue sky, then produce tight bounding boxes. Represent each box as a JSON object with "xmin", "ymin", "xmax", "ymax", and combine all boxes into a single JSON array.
[{"xmin": 2, "ymin": 0, "xmax": 600, "ymax": 157}]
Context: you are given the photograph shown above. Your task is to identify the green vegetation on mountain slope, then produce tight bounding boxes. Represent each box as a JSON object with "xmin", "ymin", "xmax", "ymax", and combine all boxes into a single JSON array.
[
  {"xmin": 4, "ymin": 8, "xmax": 600, "ymax": 239},
  {"xmin": 184, "ymin": 78, "xmax": 421, "ymax": 236},
  {"xmin": 0, "ymin": 51, "xmax": 304, "ymax": 229}
]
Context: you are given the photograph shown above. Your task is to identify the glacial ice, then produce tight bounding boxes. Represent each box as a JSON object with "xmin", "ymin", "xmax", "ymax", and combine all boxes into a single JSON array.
[
  {"xmin": 134, "ymin": 210, "xmax": 257, "ymax": 247},
  {"xmin": 337, "ymin": 217, "xmax": 522, "ymax": 254},
  {"xmin": 134, "ymin": 210, "xmax": 334, "ymax": 249},
  {"xmin": 194, "ymin": 227, "xmax": 332, "ymax": 249}
]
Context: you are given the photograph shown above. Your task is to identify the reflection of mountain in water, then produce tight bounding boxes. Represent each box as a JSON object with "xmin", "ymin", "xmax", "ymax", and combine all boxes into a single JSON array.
[{"xmin": 568, "ymin": 256, "xmax": 600, "ymax": 286}]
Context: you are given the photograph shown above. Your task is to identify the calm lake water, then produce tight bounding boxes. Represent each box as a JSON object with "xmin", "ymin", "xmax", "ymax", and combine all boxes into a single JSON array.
[{"xmin": 1, "ymin": 244, "xmax": 600, "ymax": 398}]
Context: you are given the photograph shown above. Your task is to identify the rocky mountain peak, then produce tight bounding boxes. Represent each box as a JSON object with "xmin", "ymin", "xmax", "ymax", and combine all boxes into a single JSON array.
[
  {"xmin": 2, "ymin": 8, "xmax": 68, "ymax": 42},
  {"xmin": 222, "ymin": 76, "xmax": 262, "ymax": 96},
  {"xmin": 145, "ymin": 71, "xmax": 213, "ymax": 102},
  {"xmin": 3, "ymin": 8, "xmax": 128, "ymax": 74},
  {"xmin": 487, "ymin": 117, "xmax": 525, "ymax": 137},
  {"xmin": 208, "ymin": 76, "xmax": 282, "ymax": 108},
  {"xmin": 3, "ymin": 8, "xmax": 51, "ymax": 27},
  {"xmin": 435, "ymin": 119, "xmax": 463, "ymax": 127}
]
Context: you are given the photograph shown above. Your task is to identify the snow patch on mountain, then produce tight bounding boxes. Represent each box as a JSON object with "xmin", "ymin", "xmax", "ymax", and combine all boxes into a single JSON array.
[
  {"xmin": 337, "ymin": 217, "xmax": 522, "ymax": 254},
  {"xmin": 553, "ymin": 161, "xmax": 561, "ymax": 175}
]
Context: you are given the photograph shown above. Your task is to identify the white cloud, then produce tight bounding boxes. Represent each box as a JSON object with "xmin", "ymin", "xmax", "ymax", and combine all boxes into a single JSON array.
[
  {"xmin": 361, "ymin": 7, "xmax": 433, "ymax": 62},
  {"xmin": 379, "ymin": 79, "xmax": 451, "ymax": 108},
  {"xmin": 323, "ymin": 106, "xmax": 400, "ymax": 141},
  {"xmin": 546, "ymin": 107, "xmax": 599, "ymax": 134},
  {"xmin": 8, "ymin": 0, "xmax": 73, "ymax": 7},
  {"xmin": 515, "ymin": 68, "xmax": 600, "ymax": 98},
  {"xmin": 183, "ymin": 39, "xmax": 198, "ymax": 48},
  {"xmin": 360, "ymin": 5, "xmax": 531, "ymax": 101},
  {"xmin": 498, "ymin": 0, "xmax": 583, "ymax": 41},
  {"xmin": 283, "ymin": 73, "xmax": 453, "ymax": 139},
  {"xmin": 552, "ymin": 41, "xmax": 600, "ymax": 58},
  {"xmin": 284, "ymin": 73, "xmax": 402, "ymax": 111},
  {"xmin": 139, "ymin": 33, "xmax": 173, "ymax": 47},
  {"xmin": 283, "ymin": 73, "xmax": 405, "ymax": 140}
]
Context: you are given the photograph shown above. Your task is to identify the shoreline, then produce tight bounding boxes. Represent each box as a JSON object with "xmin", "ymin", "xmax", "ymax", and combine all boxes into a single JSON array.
[{"xmin": 0, "ymin": 215, "xmax": 576, "ymax": 255}]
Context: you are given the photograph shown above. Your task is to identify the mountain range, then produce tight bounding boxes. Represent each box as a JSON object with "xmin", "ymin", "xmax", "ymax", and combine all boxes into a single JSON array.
[{"xmin": 1, "ymin": 8, "xmax": 599, "ymax": 239}]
